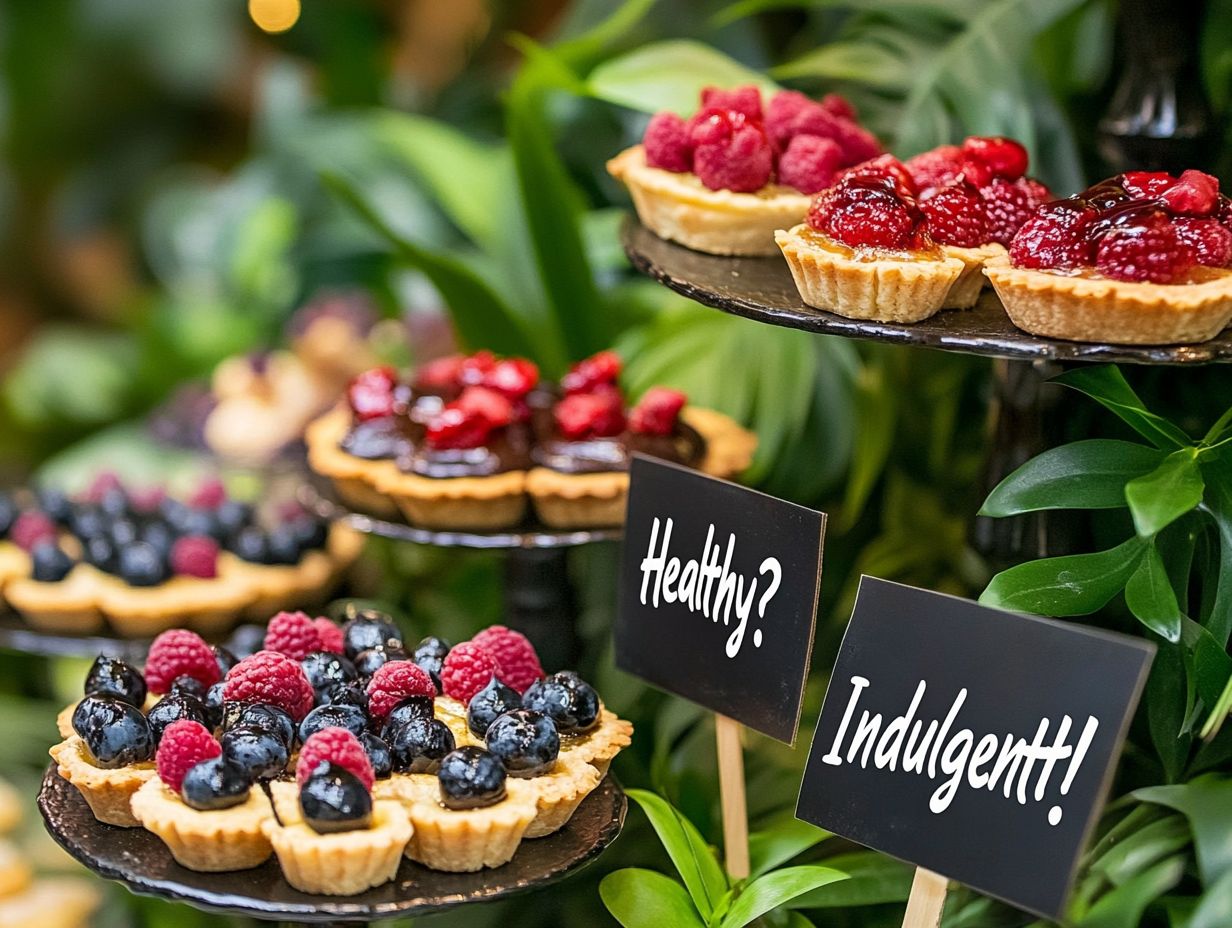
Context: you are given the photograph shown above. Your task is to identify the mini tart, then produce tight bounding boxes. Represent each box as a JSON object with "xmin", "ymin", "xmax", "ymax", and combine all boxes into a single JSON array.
[
  {"xmin": 940, "ymin": 243, "xmax": 1006, "ymax": 309},
  {"xmin": 527, "ymin": 407, "xmax": 757, "ymax": 529},
  {"xmin": 49, "ymin": 737, "xmax": 155, "ymax": 828},
  {"xmin": 373, "ymin": 468, "xmax": 527, "ymax": 532},
  {"xmin": 0, "ymin": 544, "xmax": 29, "ymax": 593},
  {"xmin": 402, "ymin": 777, "xmax": 539, "ymax": 872},
  {"xmin": 984, "ymin": 255, "xmax": 1232, "ymax": 344},
  {"xmin": 777, "ymin": 224, "xmax": 965, "ymax": 323},
  {"xmin": 96, "ymin": 569, "xmax": 256, "ymax": 639},
  {"xmin": 130, "ymin": 778, "xmax": 273, "ymax": 872},
  {"xmin": 305, "ymin": 407, "xmax": 403, "ymax": 519},
  {"xmin": 4, "ymin": 566, "xmax": 106, "ymax": 634},
  {"xmin": 264, "ymin": 782, "xmax": 412, "ymax": 896},
  {"xmin": 57, "ymin": 693, "xmax": 158, "ymax": 741},
  {"xmin": 608, "ymin": 146, "xmax": 811, "ymax": 257},
  {"xmin": 558, "ymin": 708, "xmax": 634, "ymax": 778},
  {"xmin": 231, "ymin": 524, "xmax": 361, "ymax": 620},
  {"xmin": 435, "ymin": 696, "xmax": 482, "ymax": 747},
  {"xmin": 522, "ymin": 753, "xmax": 602, "ymax": 839}
]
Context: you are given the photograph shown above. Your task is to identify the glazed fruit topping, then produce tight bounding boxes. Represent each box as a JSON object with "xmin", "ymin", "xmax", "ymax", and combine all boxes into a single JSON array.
[
  {"xmin": 222, "ymin": 725, "xmax": 291, "ymax": 780},
  {"xmin": 424, "ymin": 402, "xmax": 492, "ymax": 450},
  {"xmin": 264, "ymin": 610, "xmax": 325, "ymax": 661},
  {"xmin": 366, "ymin": 660, "xmax": 436, "ymax": 722},
  {"xmin": 554, "ymin": 389, "xmax": 627, "ymax": 440},
  {"xmin": 156, "ymin": 719, "xmax": 221, "ymax": 793},
  {"xmin": 411, "ymin": 635, "xmax": 451, "ymax": 690},
  {"xmin": 299, "ymin": 703, "xmax": 369, "ymax": 742},
  {"xmin": 380, "ymin": 696, "xmax": 435, "ymax": 738},
  {"xmin": 169, "ymin": 535, "xmax": 219, "ymax": 579},
  {"xmin": 959, "ymin": 136, "xmax": 1028, "ymax": 186},
  {"xmin": 438, "ymin": 746, "xmax": 507, "ymax": 811},
  {"xmin": 181, "ymin": 756, "xmax": 251, "ymax": 811},
  {"xmin": 360, "ymin": 732, "xmax": 393, "ymax": 779},
  {"xmin": 919, "ymin": 180, "xmax": 988, "ymax": 248},
  {"xmin": 300, "ymin": 761, "xmax": 373, "ymax": 834},
  {"xmin": 1175, "ymin": 218, "xmax": 1232, "ymax": 267},
  {"xmin": 522, "ymin": 671, "xmax": 601, "ymax": 735},
  {"xmin": 470, "ymin": 625, "xmax": 544, "ymax": 694},
  {"xmin": 485, "ymin": 708, "xmax": 559, "ymax": 778},
  {"xmin": 343, "ymin": 612, "xmax": 403, "ymax": 659},
  {"xmin": 221, "ymin": 702, "xmax": 295, "ymax": 750},
  {"xmin": 904, "ymin": 144, "xmax": 964, "ymax": 193},
  {"xmin": 147, "ymin": 693, "xmax": 209, "ymax": 744},
  {"xmin": 441, "ymin": 641, "xmax": 502, "ymax": 703},
  {"xmin": 11, "ymin": 511, "xmax": 56, "ymax": 552},
  {"xmin": 347, "ymin": 367, "xmax": 401, "ymax": 421},
  {"xmin": 386, "ymin": 716, "xmax": 455, "ymax": 773},
  {"xmin": 118, "ymin": 542, "xmax": 169, "ymax": 587},
  {"xmin": 481, "ymin": 358, "xmax": 540, "ymax": 399},
  {"xmin": 312, "ymin": 617, "xmax": 345, "ymax": 654},
  {"xmin": 73, "ymin": 695, "xmax": 154, "ymax": 768},
  {"xmin": 223, "ymin": 650, "xmax": 316, "ymax": 721},
  {"xmin": 467, "ymin": 677, "xmax": 524, "ymax": 738},
  {"xmin": 1008, "ymin": 202, "xmax": 1097, "ymax": 270},
  {"xmin": 301, "ymin": 651, "xmax": 359, "ymax": 697},
  {"xmin": 1095, "ymin": 210, "xmax": 1194, "ymax": 284},
  {"xmin": 297, "ymin": 727, "xmax": 375, "ymax": 791},
  {"xmin": 84, "ymin": 655, "xmax": 147, "ymax": 707},
  {"xmin": 561, "ymin": 350, "xmax": 622, "ymax": 395},
  {"xmin": 808, "ymin": 171, "xmax": 926, "ymax": 250},
  {"xmin": 981, "ymin": 178, "xmax": 1047, "ymax": 246},
  {"xmin": 146, "ymin": 629, "xmax": 222, "ymax": 695},
  {"xmin": 629, "ymin": 387, "xmax": 687, "ymax": 437}
]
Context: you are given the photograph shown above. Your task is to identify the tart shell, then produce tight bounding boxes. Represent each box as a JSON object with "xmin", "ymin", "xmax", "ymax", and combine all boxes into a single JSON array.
[
  {"xmin": 373, "ymin": 469, "xmax": 528, "ymax": 531},
  {"xmin": 5, "ymin": 568, "xmax": 106, "ymax": 634},
  {"xmin": 130, "ymin": 779, "xmax": 273, "ymax": 872},
  {"xmin": 50, "ymin": 737, "xmax": 155, "ymax": 828},
  {"xmin": 558, "ymin": 708, "xmax": 634, "ymax": 778},
  {"xmin": 403, "ymin": 777, "xmax": 539, "ymax": 872},
  {"xmin": 522, "ymin": 754, "xmax": 602, "ymax": 839},
  {"xmin": 941, "ymin": 243, "xmax": 1006, "ymax": 309},
  {"xmin": 305, "ymin": 408, "xmax": 403, "ymax": 519}
]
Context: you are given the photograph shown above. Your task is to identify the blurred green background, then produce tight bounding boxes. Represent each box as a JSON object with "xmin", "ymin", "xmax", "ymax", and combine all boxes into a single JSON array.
[{"xmin": 2, "ymin": 1, "xmax": 1232, "ymax": 926}]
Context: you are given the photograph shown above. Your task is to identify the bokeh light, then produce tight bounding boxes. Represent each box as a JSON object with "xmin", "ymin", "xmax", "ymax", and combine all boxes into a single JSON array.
[{"xmin": 248, "ymin": 0, "xmax": 301, "ymax": 34}]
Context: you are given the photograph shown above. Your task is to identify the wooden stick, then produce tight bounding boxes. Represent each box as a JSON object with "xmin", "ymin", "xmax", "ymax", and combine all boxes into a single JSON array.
[
  {"xmin": 901, "ymin": 867, "xmax": 949, "ymax": 928},
  {"xmin": 714, "ymin": 713, "xmax": 749, "ymax": 879}
]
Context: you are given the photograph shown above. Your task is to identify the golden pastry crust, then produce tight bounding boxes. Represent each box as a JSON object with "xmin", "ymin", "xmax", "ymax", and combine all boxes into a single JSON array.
[
  {"xmin": 776, "ymin": 224, "xmax": 965, "ymax": 323},
  {"xmin": 608, "ymin": 146, "xmax": 811, "ymax": 257},
  {"xmin": 984, "ymin": 255, "xmax": 1232, "ymax": 344},
  {"xmin": 49, "ymin": 737, "xmax": 155, "ymax": 828},
  {"xmin": 97, "ymin": 569, "xmax": 256, "ymax": 639},
  {"xmin": 374, "ymin": 468, "xmax": 528, "ymax": 531},
  {"xmin": 130, "ymin": 779, "xmax": 273, "ymax": 872},
  {"xmin": 522, "ymin": 753, "xmax": 602, "ymax": 839},
  {"xmin": 941, "ymin": 243, "xmax": 1005, "ymax": 309},
  {"xmin": 403, "ymin": 778, "xmax": 539, "ymax": 872},
  {"xmin": 559, "ymin": 708, "xmax": 633, "ymax": 778},
  {"xmin": 0, "ymin": 544, "xmax": 29, "ymax": 593},
  {"xmin": 5, "ymin": 568, "xmax": 106, "ymax": 634},
  {"xmin": 683, "ymin": 406, "xmax": 758, "ymax": 479},
  {"xmin": 304, "ymin": 406, "xmax": 404, "ymax": 518}
]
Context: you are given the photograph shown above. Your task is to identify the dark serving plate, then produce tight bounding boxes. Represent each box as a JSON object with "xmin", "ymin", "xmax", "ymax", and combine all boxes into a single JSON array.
[{"xmin": 0, "ymin": 612, "xmax": 152, "ymax": 660}]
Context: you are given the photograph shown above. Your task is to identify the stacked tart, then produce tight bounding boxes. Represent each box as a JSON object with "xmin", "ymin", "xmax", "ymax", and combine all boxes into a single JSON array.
[
  {"xmin": 306, "ymin": 350, "xmax": 757, "ymax": 530},
  {"xmin": 987, "ymin": 169, "xmax": 1232, "ymax": 344},
  {"xmin": 0, "ymin": 477, "xmax": 360, "ymax": 636},
  {"xmin": 51, "ymin": 611, "xmax": 633, "ymax": 892},
  {"xmin": 609, "ymin": 84, "xmax": 881, "ymax": 255}
]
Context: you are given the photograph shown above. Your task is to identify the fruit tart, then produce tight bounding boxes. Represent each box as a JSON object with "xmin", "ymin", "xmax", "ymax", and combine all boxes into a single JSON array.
[
  {"xmin": 525, "ymin": 352, "xmax": 757, "ymax": 528},
  {"xmin": 609, "ymin": 85, "xmax": 881, "ymax": 255},
  {"xmin": 986, "ymin": 169, "xmax": 1232, "ymax": 344}
]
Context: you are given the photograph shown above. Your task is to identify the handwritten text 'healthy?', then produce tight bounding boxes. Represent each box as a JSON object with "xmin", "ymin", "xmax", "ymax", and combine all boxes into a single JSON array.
[
  {"xmin": 638, "ymin": 517, "xmax": 782, "ymax": 658},
  {"xmin": 822, "ymin": 676, "xmax": 1099, "ymax": 826}
]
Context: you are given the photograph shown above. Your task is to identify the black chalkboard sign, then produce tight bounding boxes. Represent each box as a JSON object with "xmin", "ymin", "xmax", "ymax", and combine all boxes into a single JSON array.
[
  {"xmin": 796, "ymin": 577, "xmax": 1155, "ymax": 919},
  {"xmin": 615, "ymin": 455, "xmax": 826, "ymax": 743}
]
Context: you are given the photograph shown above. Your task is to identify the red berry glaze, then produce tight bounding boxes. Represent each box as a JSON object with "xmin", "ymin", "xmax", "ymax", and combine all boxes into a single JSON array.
[
  {"xmin": 1095, "ymin": 211, "xmax": 1194, "ymax": 283},
  {"xmin": 223, "ymin": 650, "xmax": 316, "ymax": 720},
  {"xmin": 554, "ymin": 389, "xmax": 627, "ymax": 440},
  {"xmin": 629, "ymin": 387, "xmax": 687, "ymax": 436},
  {"xmin": 425, "ymin": 404, "xmax": 492, "ymax": 450},
  {"xmin": 561, "ymin": 351, "xmax": 622, "ymax": 395},
  {"xmin": 1161, "ymin": 169, "xmax": 1220, "ymax": 217},
  {"xmin": 264, "ymin": 611, "xmax": 325, "ymax": 661},
  {"xmin": 297, "ymin": 728, "xmax": 374, "ymax": 791},
  {"xmin": 347, "ymin": 367, "xmax": 400, "ymax": 421},
  {"xmin": 441, "ymin": 641, "xmax": 502, "ymax": 704},
  {"xmin": 838, "ymin": 155, "xmax": 916, "ymax": 199},
  {"xmin": 11, "ymin": 511, "xmax": 57, "ymax": 552},
  {"xmin": 312, "ymin": 617, "xmax": 345, "ymax": 654},
  {"xmin": 808, "ymin": 176, "xmax": 920, "ymax": 250},
  {"xmin": 920, "ymin": 181, "xmax": 988, "ymax": 248},
  {"xmin": 1009, "ymin": 203, "xmax": 1097, "ymax": 270},
  {"xmin": 455, "ymin": 386, "xmax": 514, "ymax": 428},
  {"xmin": 777, "ymin": 135, "xmax": 844, "ymax": 194},
  {"xmin": 471, "ymin": 625, "xmax": 544, "ymax": 694},
  {"xmin": 481, "ymin": 359, "xmax": 539, "ymax": 399},
  {"xmin": 414, "ymin": 354, "xmax": 465, "ymax": 390},
  {"xmin": 457, "ymin": 351, "xmax": 497, "ymax": 387},
  {"xmin": 170, "ymin": 536, "xmax": 219, "ymax": 579},
  {"xmin": 366, "ymin": 660, "xmax": 436, "ymax": 722},
  {"xmin": 156, "ymin": 720, "xmax": 222, "ymax": 794},
  {"xmin": 146, "ymin": 629, "xmax": 222, "ymax": 695},
  {"xmin": 1121, "ymin": 171, "xmax": 1174, "ymax": 200},
  {"xmin": 961, "ymin": 136, "xmax": 1028, "ymax": 185}
]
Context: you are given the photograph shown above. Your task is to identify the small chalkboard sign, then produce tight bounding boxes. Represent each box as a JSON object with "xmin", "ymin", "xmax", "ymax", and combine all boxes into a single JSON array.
[
  {"xmin": 616, "ymin": 455, "xmax": 826, "ymax": 744},
  {"xmin": 796, "ymin": 577, "xmax": 1154, "ymax": 921}
]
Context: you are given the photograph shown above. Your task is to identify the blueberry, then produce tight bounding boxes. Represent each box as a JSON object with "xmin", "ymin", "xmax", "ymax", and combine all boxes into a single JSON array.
[
  {"xmin": 117, "ymin": 542, "xmax": 169, "ymax": 587},
  {"xmin": 322, "ymin": 681, "xmax": 369, "ymax": 710},
  {"xmin": 147, "ymin": 694, "xmax": 208, "ymax": 743},
  {"xmin": 220, "ymin": 703, "xmax": 294, "ymax": 750},
  {"xmin": 170, "ymin": 675, "xmax": 207, "ymax": 700},
  {"xmin": 299, "ymin": 703, "xmax": 368, "ymax": 742},
  {"xmin": 109, "ymin": 517, "xmax": 140, "ymax": 548},
  {"xmin": 300, "ymin": 762, "xmax": 372, "ymax": 834},
  {"xmin": 215, "ymin": 500, "xmax": 253, "ymax": 536},
  {"xmin": 291, "ymin": 516, "xmax": 329, "ymax": 550},
  {"xmin": 412, "ymin": 636, "xmax": 450, "ymax": 690},
  {"xmin": 267, "ymin": 526, "xmax": 301, "ymax": 565},
  {"xmin": 158, "ymin": 498, "xmax": 190, "ymax": 531},
  {"xmin": 83, "ymin": 655, "xmax": 147, "ymax": 707},
  {"xmin": 387, "ymin": 717, "xmax": 455, "ymax": 773},
  {"xmin": 36, "ymin": 488, "xmax": 73, "ymax": 525},
  {"xmin": 229, "ymin": 527, "xmax": 272, "ymax": 564},
  {"xmin": 213, "ymin": 645, "xmax": 239, "ymax": 676},
  {"xmin": 0, "ymin": 494, "xmax": 14, "ymax": 538},
  {"xmin": 360, "ymin": 732, "xmax": 392, "ymax": 779},
  {"xmin": 68, "ymin": 505, "xmax": 107, "ymax": 540},
  {"xmin": 437, "ymin": 747, "xmax": 507, "ymax": 811},
  {"xmin": 204, "ymin": 682, "xmax": 226, "ymax": 729},
  {"xmin": 353, "ymin": 648, "xmax": 395, "ymax": 678},
  {"xmin": 83, "ymin": 535, "xmax": 118, "ymax": 574},
  {"xmin": 221, "ymin": 725, "xmax": 289, "ymax": 780},
  {"xmin": 179, "ymin": 508, "xmax": 221, "ymax": 541},
  {"xmin": 181, "ymin": 757, "xmax": 252, "ymax": 811},
  {"xmin": 31, "ymin": 542, "xmax": 74, "ymax": 583},
  {"xmin": 301, "ymin": 652, "xmax": 357, "ymax": 696},
  {"xmin": 484, "ymin": 709, "xmax": 559, "ymax": 778},
  {"xmin": 380, "ymin": 696, "xmax": 434, "ymax": 740},
  {"xmin": 98, "ymin": 487, "xmax": 129, "ymax": 519},
  {"xmin": 522, "ymin": 672, "xmax": 600, "ymax": 734},
  {"xmin": 343, "ymin": 613, "xmax": 403, "ymax": 659},
  {"xmin": 467, "ymin": 678, "xmax": 522, "ymax": 738},
  {"xmin": 225, "ymin": 624, "xmax": 266, "ymax": 659},
  {"xmin": 72, "ymin": 696, "xmax": 153, "ymax": 768},
  {"xmin": 140, "ymin": 520, "xmax": 175, "ymax": 560}
]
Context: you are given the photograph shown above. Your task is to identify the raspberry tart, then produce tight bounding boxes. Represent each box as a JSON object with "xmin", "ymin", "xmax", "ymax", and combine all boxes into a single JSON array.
[
  {"xmin": 985, "ymin": 170, "xmax": 1232, "ymax": 344},
  {"xmin": 608, "ymin": 85, "xmax": 881, "ymax": 255}
]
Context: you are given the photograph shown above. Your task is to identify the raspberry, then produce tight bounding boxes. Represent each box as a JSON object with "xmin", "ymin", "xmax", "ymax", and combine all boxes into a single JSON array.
[
  {"xmin": 441, "ymin": 641, "xmax": 502, "ymax": 704},
  {"xmin": 961, "ymin": 136, "xmax": 1028, "ymax": 183},
  {"xmin": 457, "ymin": 351, "xmax": 497, "ymax": 386},
  {"xmin": 694, "ymin": 123, "xmax": 774, "ymax": 193},
  {"xmin": 777, "ymin": 135, "xmax": 844, "ymax": 194},
  {"xmin": 562, "ymin": 351, "xmax": 622, "ymax": 395},
  {"xmin": 981, "ymin": 179, "xmax": 1038, "ymax": 246},
  {"xmin": 1220, "ymin": 199, "xmax": 1232, "ymax": 231},
  {"xmin": 170, "ymin": 536, "xmax": 219, "ymax": 579},
  {"xmin": 1121, "ymin": 171, "xmax": 1174, "ymax": 200},
  {"xmin": 1095, "ymin": 212, "xmax": 1193, "ymax": 283},
  {"xmin": 1019, "ymin": 177, "xmax": 1052, "ymax": 206},
  {"xmin": 129, "ymin": 486, "xmax": 166, "ymax": 514},
  {"xmin": 554, "ymin": 389, "xmax": 626, "ymax": 439},
  {"xmin": 82, "ymin": 472, "xmax": 124, "ymax": 503},
  {"xmin": 187, "ymin": 478, "xmax": 226, "ymax": 510},
  {"xmin": 820, "ymin": 93, "xmax": 856, "ymax": 122},
  {"xmin": 264, "ymin": 611, "xmax": 325, "ymax": 661},
  {"xmin": 455, "ymin": 386, "xmax": 514, "ymax": 427},
  {"xmin": 1175, "ymin": 218, "xmax": 1232, "ymax": 267},
  {"xmin": 700, "ymin": 85, "xmax": 763, "ymax": 122},
  {"xmin": 414, "ymin": 354, "xmax": 465, "ymax": 390},
  {"xmin": 829, "ymin": 119, "xmax": 881, "ymax": 166},
  {"xmin": 765, "ymin": 90, "xmax": 814, "ymax": 149},
  {"xmin": 629, "ymin": 387, "xmax": 687, "ymax": 436},
  {"xmin": 920, "ymin": 181, "xmax": 989, "ymax": 248},
  {"xmin": 472, "ymin": 626, "xmax": 544, "ymax": 694},
  {"xmin": 11, "ymin": 511, "xmax": 56, "ymax": 552},
  {"xmin": 425, "ymin": 404, "xmax": 492, "ymax": 450},
  {"xmin": 156, "ymin": 720, "xmax": 221, "ymax": 793},
  {"xmin": 312, "ymin": 617, "xmax": 345, "ymax": 654},
  {"xmin": 1161, "ymin": 169, "xmax": 1220, "ymax": 217},
  {"xmin": 838, "ymin": 155, "xmax": 916, "ymax": 199},
  {"xmin": 223, "ymin": 650, "xmax": 316, "ymax": 720},
  {"xmin": 297, "ymin": 728, "xmax": 374, "ymax": 791},
  {"xmin": 146, "ymin": 629, "xmax": 222, "ymax": 695},
  {"xmin": 1009, "ymin": 203, "xmax": 1096, "ymax": 270},
  {"xmin": 643, "ymin": 111, "xmax": 693, "ymax": 173},
  {"xmin": 809, "ymin": 178, "xmax": 917, "ymax": 249},
  {"xmin": 481, "ymin": 358, "xmax": 539, "ymax": 399},
  {"xmin": 366, "ymin": 660, "xmax": 436, "ymax": 721},
  {"xmin": 347, "ymin": 367, "xmax": 399, "ymax": 421},
  {"xmin": 905, "ymin": 145, "xmax": 964, "ymax": 192}
]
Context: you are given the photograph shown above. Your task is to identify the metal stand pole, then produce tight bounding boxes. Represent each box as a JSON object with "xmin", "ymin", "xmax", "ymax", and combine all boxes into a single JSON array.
[{"xmin": 502, "ymin": 547, "xmax": 581, "ymax": 670}]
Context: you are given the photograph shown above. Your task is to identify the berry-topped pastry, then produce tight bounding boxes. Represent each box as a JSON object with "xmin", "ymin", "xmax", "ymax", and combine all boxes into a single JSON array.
[
  {"xmin": 608, "ymin": 85, "xmax": 881, "ymax": 255},
  {"xmin": 985, "ymin": 170, "xmax": 1232, "ymax": 344}
]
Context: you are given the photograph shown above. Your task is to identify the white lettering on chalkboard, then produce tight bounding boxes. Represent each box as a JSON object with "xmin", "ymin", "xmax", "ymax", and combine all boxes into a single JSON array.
[
  {"xmin": 820, "ymin": 676, "xmax": 1099, "ymax": 826},
  {"xmin": 638, "ymin": 517, "xmax": 784, "ymax": 658}
]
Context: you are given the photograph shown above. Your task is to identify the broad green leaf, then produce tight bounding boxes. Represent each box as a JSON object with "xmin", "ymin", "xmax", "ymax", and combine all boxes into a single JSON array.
[
  {"xmin": 747, "ymin": 817, "xmax": 830, "ymax": 878},
  {"xmin": 1201, "ymin": 674, "xmax": 1232, "ymax": 740},
  {"xmin": 1135, "ymin": 775, "xmax": 1232, "ymax": 885},
  {"xmin": 1125, "ymin": 450, "xmax": 1204, "ymax": 537},
  {"xmin": 980, "ymin": 536, "xmax": 1148, "ymax": 616},
  {"xmin": 1147, "ymin": 642, "xmax": 1193, "ymax": 783},
  {"xmin": 1125, "ymin": 543, "xmax": 1184, "ymax": 642},
  {"xmin": 3, "ymin": 327, "xmax": 141, "ymax": 428},
  {"xmin": 1075, "ymin": 856, "xmax": 1184, "ymax": 928},
  {"xmin": 1188, "ymin": 869, "xmax": 1232, "ymax": 928},
  {"xmin": 1087, "ymin": 814, "xmax": 1189, "ymax": 886},
  {"xmin": 1180, "ymin": 619, "xmax": 1232, "ymax": 736},
  {"xmin": 1201, "ymin": 467, "xmax": 1232, "ymax": 645},
  {"xmin": 600, "ymin": 869, "xmax": 706, "ymax": 928},
  {"xmin": 1053, "ymin": 367, "xmax": 1190, "ymax": 450},
  {"xmin": 550, "ymin": 0, "xmax": 660, "ymax": 69},
  {"xmin": 840, "ymin": 353, "xmax": 896, "ymax": 529},
  {"xmin": 786, "ymin": 851, "xmax": 913, "ymax": 908},
  {"xmin": 589, "ymin": 40, "xmax": 779, "ymax": 116},
  {"xmin": 773, "ymin": 41, "xmax": 915, "ymax": 90},
  {"xmin": 980, "ymin": 440, "xmax": 1165, "ymax": 516},
  {"xmin": 718, "ymin": 865, "xmax": 848, "ymax": 928},
  {"xmin": 627, "ymin": 789, "xmax": 728, "ymax": 918}
]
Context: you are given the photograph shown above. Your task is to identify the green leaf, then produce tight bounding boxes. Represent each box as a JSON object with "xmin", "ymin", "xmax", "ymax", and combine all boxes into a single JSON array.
[
  {"xmin": 717, "ymin": 866, "xmax": 848, "ymax": 928},
  {"xmin": 980, "ymin": 440, "xmax": 1165, "ymax": 517},
  {"xmin": 840, "ymin": 354, "xmax": 897, "ymax": 529},
  {"xmin": 747, "ymin": 817, "xmax": 830, "ymax": 878},
  {"xmin": 626, "ymin": 789, "xmax": 728, "ymax": 918},
  {"xmin": 1147, "ymin": 642, "xmax": 1193, "ymax": 782},
  {"xmin": 773, "ymin": 41, "xmax": 916, "ymax": 90},
  {"xmin": 786, "ymin": 851, "xmax": 913, "ymax": 908},
  {"xmin": 1188, "ymin": 869, "xmax": 1232, "ymax": 928},
  {"xmin": 1087, "ymin": 814, "xmax": 1189, "ymax": 887},
  {"xmin": 1201, "ymin": 466, "xmax": 1232, "ymax": 645},
  {"xmin": 1125, "ymin": 543, "xmax": 1184, "ymax": 642},
  {"xmin": 1075, "ymin": 856, "xmax": 1184, "ymax": 928},
  {"xmin": 1053, "ymin": 367, "xmax": 1191, "ymax": 450},
  {"xmin": 3, "ymin": 327, "xmax": 141, "ymax": 428},
  {"xmin": 980, "ymin": 536, "xmax": 1148, "ymax": 616},
  {"xmin": 1125, "ymin": 450, "xmax": 1204, "ymax": 537},
  {"xmin": 588, "ymin": 40, "xmax": 779, "ymax": 116},
  {"xmin": 600, "ymin": 869, "xmax": 706, "ymax": 928},
  {"xmin": 1135, "ymin": 775, "xmax": 1232, "ymax": 885},
  {"xmin": 550, "ymin": 0, "xmax": 659, "ymax": 69}
]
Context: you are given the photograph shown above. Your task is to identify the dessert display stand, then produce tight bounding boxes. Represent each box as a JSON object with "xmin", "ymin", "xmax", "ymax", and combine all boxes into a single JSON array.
[
  {"xmin": 38, "ymin": 764, "xmax": 626, "ymax": 926},
  {"xmin": 0, "ymin": 612, "xmax": 152, "ymax": 661}
]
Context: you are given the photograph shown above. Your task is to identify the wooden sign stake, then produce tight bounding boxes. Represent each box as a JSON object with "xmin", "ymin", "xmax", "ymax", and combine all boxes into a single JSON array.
[
  {"xmin": 715, "ymin": 713, "xmax": 749, "ymax": 879},
  {"xmin": 901, "ymin": 868, "xmax": 948, "ymax": 928}
]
